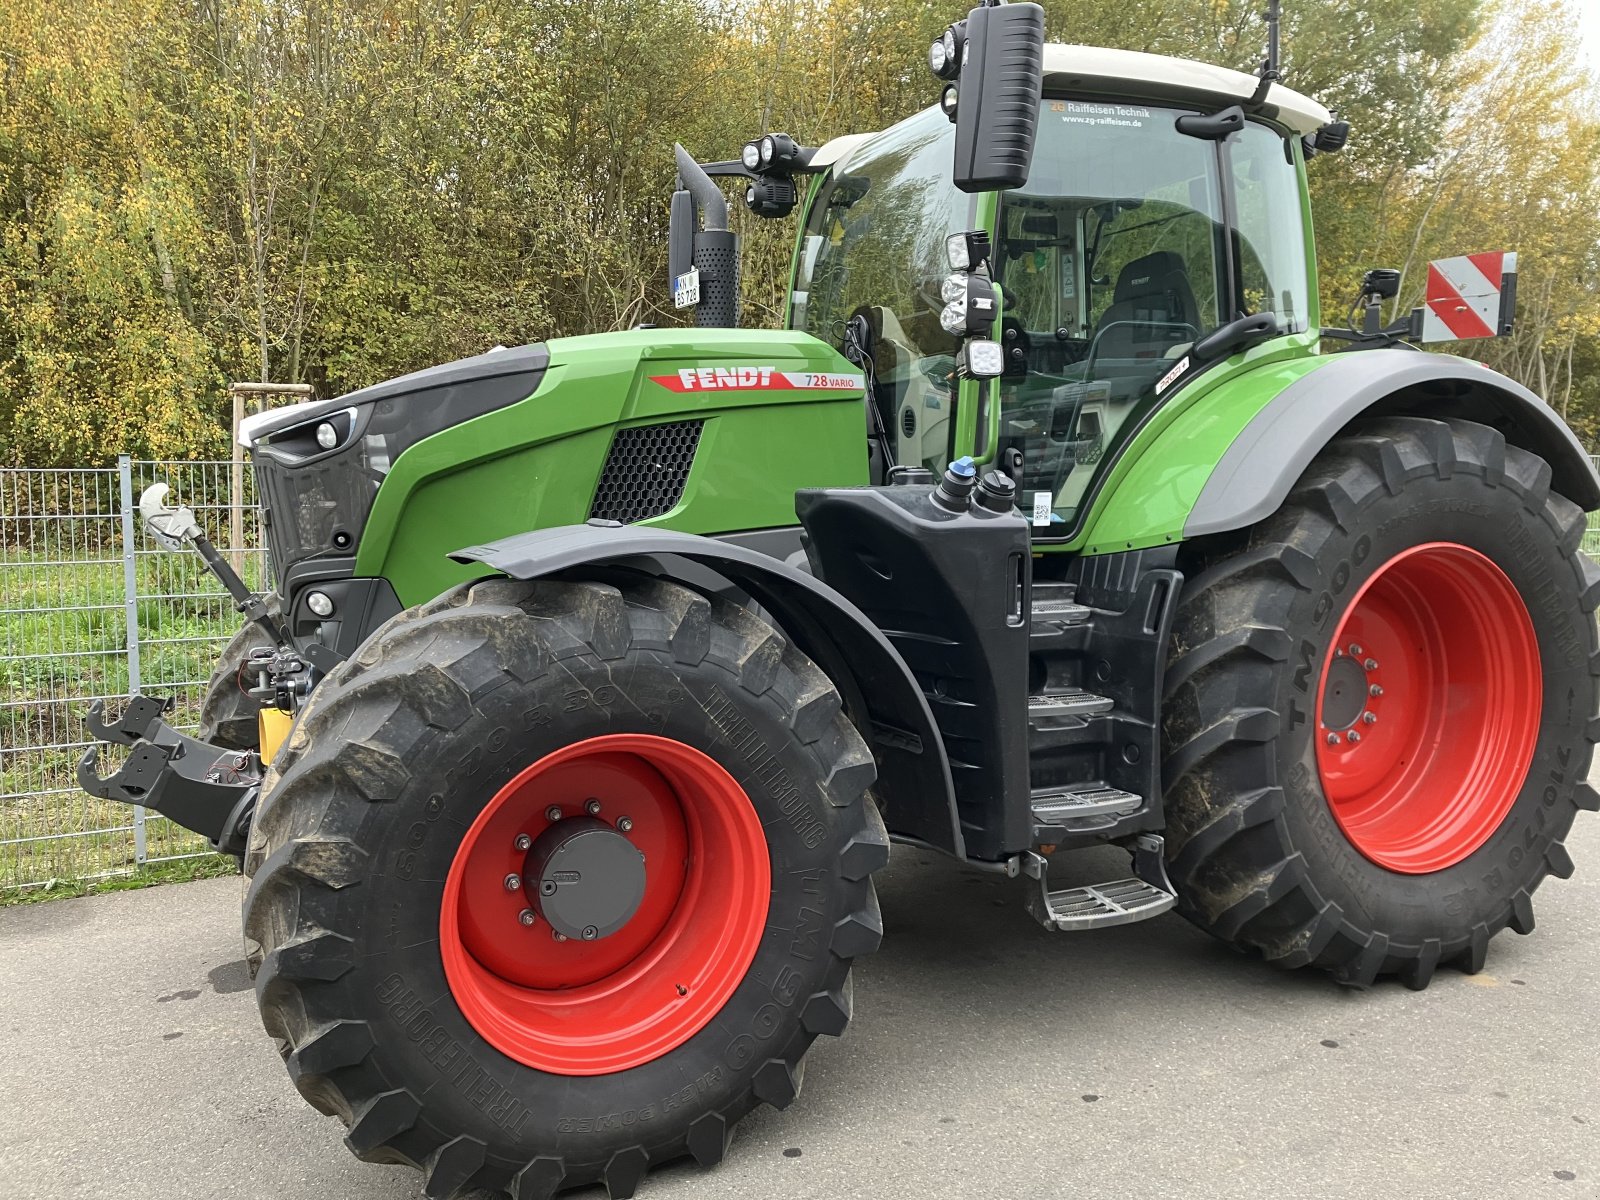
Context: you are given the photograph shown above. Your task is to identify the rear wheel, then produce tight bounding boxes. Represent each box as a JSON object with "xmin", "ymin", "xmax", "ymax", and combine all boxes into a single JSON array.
[
  {"xmin": 1162, "ymin": 417, "xmax": 1600, "ymax": 988},
  {"xmin": 243, "ymin": 574, "xmax": 887, "ymax": 1198}
]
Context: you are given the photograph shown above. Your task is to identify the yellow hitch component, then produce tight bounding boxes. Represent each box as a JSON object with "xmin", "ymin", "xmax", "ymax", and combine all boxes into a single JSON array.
[{"xmin": 257, "ymin": 707, "xmax": 293, "ymax": 767}]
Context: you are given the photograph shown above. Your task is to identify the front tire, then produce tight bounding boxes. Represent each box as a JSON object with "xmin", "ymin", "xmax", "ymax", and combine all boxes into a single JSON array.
[
  {"xmin": 242, "ymin": 574, "xmax": 887, "ymax": 1198},
  {"xmin": 1162, "ymin": 417, "xmax": 1600, "ymax": 988}
]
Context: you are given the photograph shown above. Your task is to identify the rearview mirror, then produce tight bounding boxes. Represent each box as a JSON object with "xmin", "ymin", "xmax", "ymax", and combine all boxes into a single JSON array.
[{"xmin": 951, "ymin": 3, "xmax": 1045, "ymax": 193}]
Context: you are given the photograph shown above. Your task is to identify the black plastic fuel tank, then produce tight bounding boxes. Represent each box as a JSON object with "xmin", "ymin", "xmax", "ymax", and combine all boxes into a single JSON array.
[{"xmin": 796, "ymin": 465, "xmax": 1032, "ymax": 860}]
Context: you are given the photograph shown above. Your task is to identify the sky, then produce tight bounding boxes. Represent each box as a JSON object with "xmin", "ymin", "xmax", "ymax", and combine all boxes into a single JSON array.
[{"xmin": 1581, "ymin": 1, "xmax": 1600, "ymax": 66}]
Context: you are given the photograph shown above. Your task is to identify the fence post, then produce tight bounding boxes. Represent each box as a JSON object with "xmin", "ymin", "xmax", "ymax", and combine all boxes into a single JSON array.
[{"xmin": 118, "ymin": 455, "xmax": 147, "ymax": 865}]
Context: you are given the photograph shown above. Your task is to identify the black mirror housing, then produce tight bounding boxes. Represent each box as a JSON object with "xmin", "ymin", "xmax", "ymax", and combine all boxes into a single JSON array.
[{"xmin": 952, "ymin": 2, "xmax": 1045, "ymax": 193}]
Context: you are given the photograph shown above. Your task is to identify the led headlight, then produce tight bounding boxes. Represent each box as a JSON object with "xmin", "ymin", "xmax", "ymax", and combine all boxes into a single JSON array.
[
  {"xmin": 745, "ymin": 174, "xmax": 799, "ymax": 218},
  {"xmin": 946, "ymin": 230, "xmax": 992, "ymax": 273},
  {"xmin": 938, "ymin": 273, "xmax": 997, "ymax": 337},
  {"xmin": 306, "ymin": 591, "xmax": 335, "ymax": 618},
  {"xmin": 315, "ymin": 421, "xmax": 339, "ymax": 450},
  {"xmin": 957, "ymin": 339, "xmax": 1005, "ymax": 380},
  {"xmin": 928, "ymin": 21, "xmax": 965, "ymax": 81},
  {"xmin": 759, "ymin": 135, "xmax": 775, "ymax": 166},
  {"xmin": 741, "ymin": 141, "xmax": 762, "ymax": 170}
]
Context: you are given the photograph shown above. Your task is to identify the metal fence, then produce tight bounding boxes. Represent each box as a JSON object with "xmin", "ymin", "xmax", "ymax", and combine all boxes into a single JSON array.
[{"xmin": 0, "ymin": 459, "xmax": 268, "ymax": 891}]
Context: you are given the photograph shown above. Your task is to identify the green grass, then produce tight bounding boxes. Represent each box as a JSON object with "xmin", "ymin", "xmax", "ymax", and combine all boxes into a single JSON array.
[
  {"xmin": 2, "ymin": 542, "xmax": 269, "ymax": 897},
  {"xmin": 0, "ymin": 854, "xmax": 240, "ymax": 906}
]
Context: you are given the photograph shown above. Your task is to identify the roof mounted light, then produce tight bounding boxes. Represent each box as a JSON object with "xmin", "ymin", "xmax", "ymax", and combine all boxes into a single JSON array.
[{"xmin": 741, "ymin": 141, "xmax": 762, "ymax": 170}]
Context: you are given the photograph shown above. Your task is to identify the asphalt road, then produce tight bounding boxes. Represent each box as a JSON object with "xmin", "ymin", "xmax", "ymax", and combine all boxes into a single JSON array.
[{"xmin": 2, "ymin": 809, "xmax": 1597, "ymax": 1200}]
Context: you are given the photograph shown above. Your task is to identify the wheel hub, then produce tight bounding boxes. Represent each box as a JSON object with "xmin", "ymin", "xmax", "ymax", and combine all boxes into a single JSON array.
[
  {"xmin": 1320, "ymin": 650, "xmax": 1371, "ymax": 732},
  {"xmin": 524, "ymin": 815, "xmax": 646, "ymax": 941}
]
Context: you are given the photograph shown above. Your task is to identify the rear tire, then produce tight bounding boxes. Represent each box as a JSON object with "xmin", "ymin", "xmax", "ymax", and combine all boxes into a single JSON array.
[
  {"xmin": 1162, "ymin": 417, "xmax": 1600, "ymax": 988},
  {"xmin": 242, "ymin": 573, "xmax": 886, "ymax": 1198}
]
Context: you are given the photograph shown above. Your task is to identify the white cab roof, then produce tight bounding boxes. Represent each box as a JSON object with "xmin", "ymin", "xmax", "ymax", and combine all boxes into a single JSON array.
[
  {"xmin": 810, "ymin": 42, "xmax": 1333, "ymax": 165},
  {"xmin": 1042, "ymin": 44, "xmax": 1331, "ymax": 135}
]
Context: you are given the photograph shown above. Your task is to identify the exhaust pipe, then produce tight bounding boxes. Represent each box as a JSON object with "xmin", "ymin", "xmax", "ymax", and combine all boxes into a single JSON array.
[{"xmin": 670, "ymin": 144, "xmax": 741, "ymax": 329}]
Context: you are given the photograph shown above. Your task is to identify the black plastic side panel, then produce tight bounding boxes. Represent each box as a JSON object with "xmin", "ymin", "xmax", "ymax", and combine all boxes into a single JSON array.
[
  {"xmin": 451, "ymin": 524, "xmax": 965, "ymax": 856},
  {"xmin": 796, "ymin": 488, "xmax": 1032, "ymax": 860}
]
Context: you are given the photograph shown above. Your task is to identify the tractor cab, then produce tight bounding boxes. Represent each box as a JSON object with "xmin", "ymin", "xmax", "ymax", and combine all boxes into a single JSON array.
[{"xmin": 790, "ymin": 45, "xmax": 1330, "ymax": 533}]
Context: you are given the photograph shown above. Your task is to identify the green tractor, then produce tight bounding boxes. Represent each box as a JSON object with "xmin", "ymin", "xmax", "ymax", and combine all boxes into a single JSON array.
[{"xmin": 80, "ymin": 3, "xmax": 1600, "ymax": 1197}]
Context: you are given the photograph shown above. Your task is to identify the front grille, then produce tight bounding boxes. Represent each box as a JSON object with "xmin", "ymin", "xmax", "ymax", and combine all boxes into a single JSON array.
[{"xmin": 588, "ymin": 420, "xmax": 704, "ymax": 524}]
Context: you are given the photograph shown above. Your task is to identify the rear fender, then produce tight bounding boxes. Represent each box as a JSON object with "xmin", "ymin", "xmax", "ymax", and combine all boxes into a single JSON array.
[
  {"xmin": 1186, "ymin": 350, "xmax": 1600, "ymax": 536},
  {"xmin": 451, "ymin": 525, "xmax": 965, "ymax": 858}
]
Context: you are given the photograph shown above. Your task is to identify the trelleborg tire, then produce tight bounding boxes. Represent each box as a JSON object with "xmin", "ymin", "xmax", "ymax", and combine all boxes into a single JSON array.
[
  {"xmin": 197, "ymin": 597, "xmax": 280, "ymax": 750},
  {"xmin": 1162, "ymin": 416, "xmax": 1600, "ymax": 989},
  {"xmin": 241, "ymin": 573, "xmax": 887, "ymax": 1198}
]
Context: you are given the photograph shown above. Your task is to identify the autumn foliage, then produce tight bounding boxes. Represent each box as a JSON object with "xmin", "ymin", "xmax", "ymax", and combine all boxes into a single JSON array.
[{"xmin": 0, "ymin": 0, "xmax": 1596, "ymax": 465}]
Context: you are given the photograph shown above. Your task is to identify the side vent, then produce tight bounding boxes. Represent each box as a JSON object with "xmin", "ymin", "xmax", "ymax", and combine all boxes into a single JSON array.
[{"xmin": 588, "ymin": 420, "xmax": 705, "ymax": 524}]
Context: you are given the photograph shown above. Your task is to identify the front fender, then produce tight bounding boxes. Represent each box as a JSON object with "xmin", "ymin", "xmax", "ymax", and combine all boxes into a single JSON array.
[{"xmin": 450, "ymin": 524, "xmax": 965, "ymax": 858}]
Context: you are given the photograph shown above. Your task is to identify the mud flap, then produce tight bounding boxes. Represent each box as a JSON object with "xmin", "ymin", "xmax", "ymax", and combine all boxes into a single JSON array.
[{"xmin": 78, "ymin": 695, "xmax": 260, "ymax": 857}]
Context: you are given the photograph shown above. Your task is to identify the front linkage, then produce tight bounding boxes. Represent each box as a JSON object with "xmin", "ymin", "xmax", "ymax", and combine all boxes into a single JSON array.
[
  {"xmin": 79, "ymin": 695, "xmax": 261, "ymax": 857},
  {"xmin": 79, "ymin": 483, "xmax": 309, "ymax": 857}
]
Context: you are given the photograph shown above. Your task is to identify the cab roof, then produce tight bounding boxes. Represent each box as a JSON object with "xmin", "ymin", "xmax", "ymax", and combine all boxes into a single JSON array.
[{"xmin": 810, "ymin": 43, "xmax": 1332, "ymax": 168}]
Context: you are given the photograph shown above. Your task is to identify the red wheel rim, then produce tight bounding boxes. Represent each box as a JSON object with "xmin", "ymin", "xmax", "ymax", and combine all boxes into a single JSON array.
[
  {"xmin": 1313, "ymin": 542, "xmax": 1541, "ymax": 874},
  {"xmin": 439, "ymin": 734, "xmax": 770, "ymax": 1075}
]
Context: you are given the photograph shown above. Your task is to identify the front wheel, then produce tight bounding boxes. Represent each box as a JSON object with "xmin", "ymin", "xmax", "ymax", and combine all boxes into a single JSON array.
[
  {"xmin": 1162, "ymin": 416, "xmax": 1600, "ymax": 988},
  {"xmin": 242, "ymin": 574, "xmax": 887, "ymax": 1198}
]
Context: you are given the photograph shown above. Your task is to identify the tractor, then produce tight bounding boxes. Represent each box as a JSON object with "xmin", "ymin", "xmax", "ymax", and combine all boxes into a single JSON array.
[{"xmin": 78, "ymin": 3, "xmax": 1600, "ymax": 1197}]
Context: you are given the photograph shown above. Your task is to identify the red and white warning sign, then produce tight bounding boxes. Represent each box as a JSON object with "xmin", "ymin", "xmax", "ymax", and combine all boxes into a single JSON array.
[
  {"xmin": 1421, "ymin": 252, "xmax": 1518, "ymax": 343},
  {"xmin": 650, "ymin": 366, "xmax": 865, "ymax": 393}
]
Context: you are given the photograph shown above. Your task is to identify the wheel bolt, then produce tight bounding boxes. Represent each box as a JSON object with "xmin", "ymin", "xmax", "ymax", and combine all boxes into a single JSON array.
[
  {"xmin": 585, "ymin": 799, "xmax": 602, "ymax": 816},
  {"xmin": 545, "ymin": 806, "xmax": 562, "ymax": 822},
  {"xmin": 1363, "ymin": 712, "xmax": 1377, "ymax": 725},
  {"xmin": 617, "ymin": 816, "xmax": 634, "ymax": 833},
  {"xmin": 1327, "ymin": 732, "xmax": 1341, "ymax": 745},
  {"xmin": 518, "ymin": 909, "xmax": 536, "ymax": 927},
  {"xmin": 582, "ymin": 926, "xmax": 599, "ymax": 941},
  {"xmin": 503, "ymin": 873, "xmax": 521, "ymax": 892},
  {"xmin": 1370, "ymin": 684, "xmax": 1383, "ymax": 697},
  {"xmin": 552, "ymin": 930, "xmax": 567, "ymax": 942},
  {"xmin": 513, "ymin": 833, "xmax": 531, "ymax": 852},
  {"xmin": 1349, "ymin": 643, "xmax": 1363, "ymax": 657},
  {"xmin": 1364, "ymin": 658, "xmax": 1378, "ymax": 671},
  {"xmin": 1348, "ymin": 731, "xmax": 1361, "ymax": 744}
]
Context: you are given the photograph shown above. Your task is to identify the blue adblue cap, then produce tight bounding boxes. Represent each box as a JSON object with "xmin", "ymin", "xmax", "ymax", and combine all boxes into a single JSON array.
[{"xmin": 949, "ymin": 456, "xmax": 977, "ymax": 478}]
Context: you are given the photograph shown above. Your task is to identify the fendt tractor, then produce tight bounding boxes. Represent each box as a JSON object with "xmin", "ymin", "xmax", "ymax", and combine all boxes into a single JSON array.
[{"xmin": 78, "ymin": 3, "xmax": 1600, "ymax": 1196}]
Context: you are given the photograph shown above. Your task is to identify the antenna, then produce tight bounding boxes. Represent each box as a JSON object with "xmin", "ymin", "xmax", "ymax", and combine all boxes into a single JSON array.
[{"xmin": 1246, "ymin": 0, "xmax": 1283, "ymax": 109}]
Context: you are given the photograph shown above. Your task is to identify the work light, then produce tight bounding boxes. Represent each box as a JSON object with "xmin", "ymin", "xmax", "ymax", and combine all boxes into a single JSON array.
[
  {"xmin": 946, "ymin": 230, "xmax": 992, "ymax": 273},
  {"xmin": 957, "ymin": 339, "xmax": 1005, "ymax": 380},
  {"xmin": 741, "ymin": 141, "xmax": 762, "ymax": 170},
  {"xmin": 745, "ymin": 174, "xmax": 799, "ymax": 218},
  {"xmin": 929, "ymin": 21, "xmax": 965, "ymax": 81},
  {"xmin": 940, "ymin": 83, "xmax": 959, "ymax": 122}
]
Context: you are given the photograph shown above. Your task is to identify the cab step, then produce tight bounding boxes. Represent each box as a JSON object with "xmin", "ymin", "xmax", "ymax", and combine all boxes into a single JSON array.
[
  {"xmin": 1021, "ymin": 835, "xmax": 1177, "ymax": 931},
  {"xmin": 1027, "ymin": 690, "xmax": 1114, "ymax": 722},
  {"xmin": 1031, "ymin": 596, "xmax": 1092, "ymax": 623},
  {"xmin": 1030, "ymin": 782, "xmax": 1141, "ymax": 823}
]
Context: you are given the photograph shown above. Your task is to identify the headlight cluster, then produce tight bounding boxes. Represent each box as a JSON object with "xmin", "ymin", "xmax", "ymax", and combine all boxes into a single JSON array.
[
  {"xmin": 939, "ymin": 231, "xmax": 1003, "ymax": 380},
  {"xmin": 740, "ymin": 131, "xmax": 807, "ymax": 218},
  {"xmin": 928, "ymin": 18, "xmax": 967, "ymax": 122}
]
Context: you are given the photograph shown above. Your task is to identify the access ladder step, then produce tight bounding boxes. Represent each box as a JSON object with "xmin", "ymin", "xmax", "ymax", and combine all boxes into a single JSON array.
[
  {"xmin": 1027, "ymin": 690, "xmax": 1114, "ymax": 721},
  {"xmin": 1031, "ymin": 783, "xmax": 1142, "ymax": 823},
  {"xmin": 1032, "ymin": 877, "xmax": 1177, "ymax": 930},
  {"xmin": 1031, "ymin": 597, "xmax": 1092, "ymax": 623},
  {"xmin": 1022, "ymin": 835, "xmax": 1178, "ymax": 932}
]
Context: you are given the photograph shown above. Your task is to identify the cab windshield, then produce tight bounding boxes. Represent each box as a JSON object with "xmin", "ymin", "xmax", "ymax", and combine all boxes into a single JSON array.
[
  {"xmin": 995, "ymin": 101, "xmax": 1309, "ymax": 530},
  {"xmin": 789, "ymin": 100, "xmax": 1311, "ymax": 519}
]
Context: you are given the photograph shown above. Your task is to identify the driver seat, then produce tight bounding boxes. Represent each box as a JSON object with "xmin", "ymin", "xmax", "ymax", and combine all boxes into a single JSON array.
[{"xmin": 1092, "ymin": 251, "xmax": 1200, "ymax": 360}]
